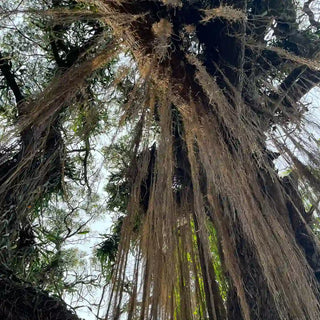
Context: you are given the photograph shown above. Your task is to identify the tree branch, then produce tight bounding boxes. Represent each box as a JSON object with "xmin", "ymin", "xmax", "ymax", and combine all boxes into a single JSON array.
[
  {"xmin": 270, "ymin": 66, "xmax": 320, "ymax": 114},
  {"xmin": 303, "ymin": 0, "xmax": 320, "ymax": 29},
  {"xmin": 0, "ymin": 51, "xmax": 24, "ymax": 105}
]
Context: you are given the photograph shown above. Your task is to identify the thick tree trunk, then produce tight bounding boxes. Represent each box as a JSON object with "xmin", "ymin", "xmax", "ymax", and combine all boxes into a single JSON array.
[
  {"xmin": 225, "ymin": 224, "xmax": 281, "ymax": 320},
  {"xmin": 0, "ymin": 267, "xmax": 80, "ymax": 320},
  {"xmin": 101, "ymin": 1, "xmax": 320, "ymax": 318},
  {"xmin": 0, "ymin": 276, "xmax": 79, "ymax": 320},
  {"xmin": 220, "ymin": 166, "xmax": 320, "ymax": 320}
]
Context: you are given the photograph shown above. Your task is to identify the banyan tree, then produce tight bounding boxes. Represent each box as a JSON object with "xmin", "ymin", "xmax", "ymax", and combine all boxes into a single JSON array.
[{"xmin": 1, "ymin": 0, "xmax": 320, "ymax": 319}]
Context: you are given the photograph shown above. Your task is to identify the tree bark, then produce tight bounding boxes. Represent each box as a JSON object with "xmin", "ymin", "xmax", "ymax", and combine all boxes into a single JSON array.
[{"xmin": 0, "ymin": 266, "xmax": 80, "ymax": 320}]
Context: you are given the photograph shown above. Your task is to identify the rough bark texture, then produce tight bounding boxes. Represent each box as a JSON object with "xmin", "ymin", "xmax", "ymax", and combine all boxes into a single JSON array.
[{"xmin": 0, "ymin": 266, "xmax": 79, "ymax": 320}]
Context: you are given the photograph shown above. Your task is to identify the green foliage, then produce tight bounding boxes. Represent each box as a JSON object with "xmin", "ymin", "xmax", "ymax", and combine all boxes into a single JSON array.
[
  {"xmin": 104, "ymin": 137, "xmax": 132, "ymax": 213},
  {"xmin": 207, "ymin": 220, "xmax": 228, "ymax": 300},
  {"xmin": 96, "ymin": 216, "xmax": 123, "ymax": 277}
]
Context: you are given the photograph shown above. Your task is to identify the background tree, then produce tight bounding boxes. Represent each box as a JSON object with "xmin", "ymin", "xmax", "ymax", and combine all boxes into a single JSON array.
[{"xmin": 0, "ymin": 0, "xmax": 118, "ymax": 318}]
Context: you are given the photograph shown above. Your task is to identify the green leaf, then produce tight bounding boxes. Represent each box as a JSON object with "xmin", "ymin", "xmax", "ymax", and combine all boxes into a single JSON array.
[{"xmin": 77, "ymin": 230, "xmax": 90, "ymax": 235}]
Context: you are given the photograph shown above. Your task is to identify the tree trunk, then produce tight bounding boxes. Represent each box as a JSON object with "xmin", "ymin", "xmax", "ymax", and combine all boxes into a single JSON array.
[{"xmin": 0, "ymin": 266, "xmax": 79, "ymax": 320}]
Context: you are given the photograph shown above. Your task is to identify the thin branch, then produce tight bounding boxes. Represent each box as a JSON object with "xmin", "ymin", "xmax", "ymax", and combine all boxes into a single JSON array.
[
  {"xmin": 0, "ymin": 51, "xmax": 24, "ymax": 105},
  {"xmin": 303, "ymin": 0, "xmax": 320, "ymax": 29}
]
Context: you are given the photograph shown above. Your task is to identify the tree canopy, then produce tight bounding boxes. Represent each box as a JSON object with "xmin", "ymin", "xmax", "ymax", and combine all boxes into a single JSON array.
[{"xmin": 1, "ymin": 0, "xmax": 320, "ymax": 320}]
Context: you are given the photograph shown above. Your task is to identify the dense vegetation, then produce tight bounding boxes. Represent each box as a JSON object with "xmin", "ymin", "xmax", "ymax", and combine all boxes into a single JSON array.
[{"xmin": 1, "ymin": 0, "xmax": 320, "ymax": 319}]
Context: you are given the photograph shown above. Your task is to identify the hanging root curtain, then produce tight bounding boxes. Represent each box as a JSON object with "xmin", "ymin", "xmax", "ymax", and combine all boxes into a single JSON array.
[{"xmin": 90, "ymin": 1, "xmax": 320, "ymax": 319}]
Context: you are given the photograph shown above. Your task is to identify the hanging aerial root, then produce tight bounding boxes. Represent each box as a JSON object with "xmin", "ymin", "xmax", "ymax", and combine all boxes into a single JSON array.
[
  {"xmin": 176, "ymin": 90, "xmax": 320, "ymax": 320},
  {"xmin": 19, "ymin": 43, "xmax": 119, "ymax": 131},
  {"xmin": 248, "ymin": 43, "xmax": 320, "ymax": 71},
  {"xmin": 201, "ymin": 6, "xmax": 247, "ymax": 24}
]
